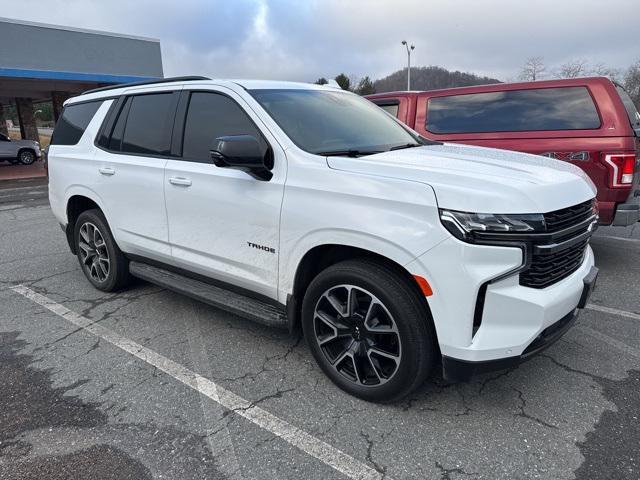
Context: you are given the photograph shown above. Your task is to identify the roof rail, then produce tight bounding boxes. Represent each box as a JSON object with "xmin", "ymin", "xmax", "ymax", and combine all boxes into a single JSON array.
[{"xmin": 82, "ymin": 76, "xmax": 211, "ymax": 95}]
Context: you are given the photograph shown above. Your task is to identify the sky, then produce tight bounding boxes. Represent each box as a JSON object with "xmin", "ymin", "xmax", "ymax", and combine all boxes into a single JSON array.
[{"xmin": 3, "ymin": 0, "xmax": 638, "ymax": 83}]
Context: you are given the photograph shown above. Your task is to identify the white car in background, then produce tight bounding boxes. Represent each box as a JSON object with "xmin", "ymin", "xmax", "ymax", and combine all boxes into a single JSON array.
[
  {"xmin": 0, "ymin": 132, "xmax": 41, "ymax": 165},
  {"xmin": 47, "ymin": 77, "xmax": 599, "ymax": 402}
]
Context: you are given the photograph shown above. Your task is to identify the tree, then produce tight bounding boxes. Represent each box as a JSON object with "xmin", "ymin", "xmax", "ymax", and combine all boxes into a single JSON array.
[
  {"xmin": 624, "ymin": 60, "xmax": 640, "ymax": 109},
  {"xmin": 520, "ymin": 57, "xmax": 546, "ymax": 81},
  {"xmin": 552, "ymin": 60, "xmax": 620, "ymax": 81},
  {"xmin": 557, "ymin": 59, "xmax": 589, "ymax": 78},
  {"xmin": 373, "ymin": 66, "xmax": 501, "ymax": 93},
  {"xmin": 315, "ymin": 77, "xmax": 328, "ymax": 85},
  {"xmin": 334, "ymin": 73, "xmax": 351, "ymax": 91},
  {"xmin": 591, "ymin": 62, "xmax": 620, "ymax": 82},
  {"xmin": 355, "ymin": 76, "xmax": 375, "ymax": 95}
]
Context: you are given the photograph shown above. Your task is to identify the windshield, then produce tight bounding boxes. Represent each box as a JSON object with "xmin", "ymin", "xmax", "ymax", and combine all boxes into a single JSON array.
[
  {"xmin": 249, "ymin": 88, "xmax": 430, "ymax": 155},
  {"xmin": 616, "ymin": 85, "xmax": 640, "ymax": 134}
]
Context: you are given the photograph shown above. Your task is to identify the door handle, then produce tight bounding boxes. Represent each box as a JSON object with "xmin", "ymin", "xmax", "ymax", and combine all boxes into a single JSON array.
[
  {"xmin": 169, "ymin": 176, "xmax": 192, "ymax": 187},
  {"xmin": 98, "ymin": 167, "xmax": 115, "ymax": 176}
]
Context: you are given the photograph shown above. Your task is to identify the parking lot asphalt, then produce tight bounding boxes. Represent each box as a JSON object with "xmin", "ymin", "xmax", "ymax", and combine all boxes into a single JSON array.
[{"xmin": 0, "ymin": 179, "xmax": 638, "ymax": 480}]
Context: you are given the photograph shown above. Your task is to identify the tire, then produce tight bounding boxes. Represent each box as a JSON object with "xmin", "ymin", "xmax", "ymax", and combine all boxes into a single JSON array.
[
  {"xmin": 74, "ymin": 209, "xmax": 131, "ymax": 292},
  {"xmin": 18, "ymin": 149, "xmax": 36, "ymax": 165},
  {"xmin": 301, "ymin": 259, "xmax": 437, "ymax": 402}
]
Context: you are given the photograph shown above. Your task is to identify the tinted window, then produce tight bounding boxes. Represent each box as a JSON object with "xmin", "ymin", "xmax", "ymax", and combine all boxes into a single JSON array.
[
  {"xmin": 121, "ymin": 93, "xmax": 176, "ymax": 155},
  {"xmin": 616, "ymin": 85, "xmax": 640, "ymax": 132},
  {"xmin": 51, "ymin": 101, "xmax": 102, "ymax": 145},
  {"xmin": 0, "ymin": 133, "xmax": 9, "ymax": 142},
  {"xmin": 426, "ymin": 87, "xmax": 601, "ymax": 134},
  {"xmin": 378, "ymin": 104, "xmax": 399, "ymax": 117},
  {"xmin": 107, "ymin": 97, "xmax": 131, "ymax": 151},
  {"xmin": 250, "ymin": 89, "xmax": 424, "ymax": 155},
  {"xmin": 182, "ymin": 92, "xmax": 267, "ymax": 161}
]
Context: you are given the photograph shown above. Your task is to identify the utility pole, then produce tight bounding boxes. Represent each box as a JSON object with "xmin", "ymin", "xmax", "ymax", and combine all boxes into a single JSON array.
[{"xmin": 401, "ymin": 40, "xmax": 415, "ymax": 91}]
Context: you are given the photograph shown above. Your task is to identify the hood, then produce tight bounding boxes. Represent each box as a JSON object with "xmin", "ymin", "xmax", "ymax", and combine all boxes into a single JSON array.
[{"xmin": 327, "ymin": 143, "xmax": 596, "ymax": 213}]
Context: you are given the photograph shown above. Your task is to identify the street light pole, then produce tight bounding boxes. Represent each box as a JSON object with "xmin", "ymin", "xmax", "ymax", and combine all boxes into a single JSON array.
[{"xmin": 401, "ymin": 40, "xmax": 415, "ymax": 91}]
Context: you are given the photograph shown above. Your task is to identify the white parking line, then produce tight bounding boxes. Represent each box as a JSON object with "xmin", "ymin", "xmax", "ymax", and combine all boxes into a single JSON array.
[
  {"xmin": 592, "ymin": 235, "xmax": 640, "ymax": 243},
  {"xmin": 579, "ymin": 325, "xmax": 640, "ymax": 360},
  {"xmin": 586, "ymin": 303, "xmax": 640, "ymax": 321},
  {"xmin": 11, "ymin": 285, "xmax": 386, "ymax": 480}
]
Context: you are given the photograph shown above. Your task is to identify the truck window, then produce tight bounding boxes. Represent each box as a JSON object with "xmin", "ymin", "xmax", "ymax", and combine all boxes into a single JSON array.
[
  {"xmin": 121, "ymin": 93, "xmax": 176, "ymax": 156},
  {"xmin": 371, "ymin": 100, "xmax": 400, "ymax": 117},
  {"xmin": 181, "ymin": 92, "xmax": 267, "ymax": 161},
  {"xmin": 615, "ymin": 85, "xmax": 640, "ymax": 134},
  {"xmin": 426, "ymin": 87, "xmax": 601, "ymax": 134},
  {"xmin": 51, "ymin": 101, "xmax": 103, "ymax": 146}
]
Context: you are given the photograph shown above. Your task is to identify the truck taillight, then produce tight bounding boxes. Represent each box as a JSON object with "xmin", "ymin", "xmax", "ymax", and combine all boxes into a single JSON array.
[{"xmin": 603, "ymin": 153, "xmax": 636, "ymax": 188}]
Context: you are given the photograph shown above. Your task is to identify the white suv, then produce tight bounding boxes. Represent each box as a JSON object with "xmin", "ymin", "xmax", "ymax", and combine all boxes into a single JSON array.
[{"xmin": 48, "ymin": 76, "xmax": 599, "ymax": 402}]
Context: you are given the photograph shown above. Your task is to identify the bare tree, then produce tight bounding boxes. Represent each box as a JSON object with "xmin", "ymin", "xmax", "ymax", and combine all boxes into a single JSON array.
[
  {"xmin": 520, "ymin": 57, "xmax": 546, "ymax": 81},
  {"xmin": 624, "ymin": 60, "xmax": 640, "ymax": 109},
  {"xmin": 591, "ymin": 62, "xmax": 621, "ymax": 81},
  {"xmin": 557, "ymin": 59, "xmax": 589, "ymax": 78}
]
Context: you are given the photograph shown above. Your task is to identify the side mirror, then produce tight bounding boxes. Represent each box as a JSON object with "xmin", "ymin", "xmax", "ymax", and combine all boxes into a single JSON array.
[{"xmin": 210, "ymin": 135, "xmax": 273, "ymax": 181}]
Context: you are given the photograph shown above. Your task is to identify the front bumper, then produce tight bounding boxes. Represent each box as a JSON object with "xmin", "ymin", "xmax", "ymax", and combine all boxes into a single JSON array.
[
  {"xmin": 405, "ymin": 236, "xmax": 596, "ymax": 368},
  {"xmin": 442, "ymin": 263, "xmax": 597, "ymax": 382},
  {"xmin": 441, "ymin": 308, "xmax": 579, "ymax": 382}
]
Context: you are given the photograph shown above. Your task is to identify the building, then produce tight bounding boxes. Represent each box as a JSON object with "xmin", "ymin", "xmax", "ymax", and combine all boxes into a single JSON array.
[{"xmin": 0, "ymin": 17, "xmax": 163, "ymax": 140}]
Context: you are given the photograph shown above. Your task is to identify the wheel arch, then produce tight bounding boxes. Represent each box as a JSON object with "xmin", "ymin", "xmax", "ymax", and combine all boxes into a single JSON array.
[
  {"xmin": 64, "ymin": 191, "xmax": 108, "ymax": 254},
  {"xmin": 287, "ymin": 243, "xmax": 431, "ymax": 332}
]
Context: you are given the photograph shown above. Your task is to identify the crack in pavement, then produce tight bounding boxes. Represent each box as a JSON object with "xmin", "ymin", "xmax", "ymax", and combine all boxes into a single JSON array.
[
  {"xmin": 434, "ymin": 460, "xmax": 478, "ymax": 479},
  {"xmin": 512, "ymin": 387, "xmax": 559, "ymax": 430},
  {"xmin": 360, "ymin": 431, "xmax": 388, "ymax": 479}
]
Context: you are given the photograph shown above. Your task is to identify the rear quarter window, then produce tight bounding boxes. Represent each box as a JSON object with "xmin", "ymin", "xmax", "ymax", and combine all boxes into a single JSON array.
[
  {"xmin": 51, "ymin": 101, "xmax": 103, "ymax": 145},
  {"xmin": 373, "ymin": 101, "xmax": 400, "ymax": 117},
  {"xmin": 426, "ymin": 87, "xmax": 601, "ymax": 134},
  {"xmin": 615, "ymin": 85, "xmax": 640, "ymax": 134}
]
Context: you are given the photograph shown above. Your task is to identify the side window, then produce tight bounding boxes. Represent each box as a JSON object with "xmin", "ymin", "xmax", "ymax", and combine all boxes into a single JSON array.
[
  {"xmin": 51, "ymin": 101, "xmax": 103, "ymax": 145},
  {"xmin": 426, "ymin": 87, "xmax": 601, "ymax": 134},
  {"xmin": 373, "ymin": 100, "xmax": 400, "ymax": 117},
  {"xmin": 181, "ymin": 92, "xmax": 268, "ymax": 162},
  {"xmin": 107, "ymin": 97, "xmax": 131, "ymax": 151},
  {"xmin": 120, "ymin": 93, "xmax": 176, "ymax": 155},
  {"xmin": 0, "ymin": 133, "xmax": 9, "ymax": 142}
]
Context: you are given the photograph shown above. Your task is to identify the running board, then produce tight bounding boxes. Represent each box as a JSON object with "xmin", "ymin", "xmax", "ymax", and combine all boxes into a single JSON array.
[{"xmin": 129, "ymin": 261, "xmax": 287, "ymax": 328}]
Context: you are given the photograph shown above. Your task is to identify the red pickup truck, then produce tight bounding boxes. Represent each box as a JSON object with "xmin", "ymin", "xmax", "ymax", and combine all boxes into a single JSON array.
[{"xmin": 367, "ymin": 77, "xmax": 640, "ymax": 225}]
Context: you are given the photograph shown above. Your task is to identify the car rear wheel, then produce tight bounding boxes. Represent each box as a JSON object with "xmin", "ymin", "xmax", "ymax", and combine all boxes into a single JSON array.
[
  {"xmin": 75, "ymin": 209, "xmax": 131, "ymax": 292},
  {"xmin": 18, "ymin": 149, "xmax": 36, "ymax": 165},
  {"xmin": 302, "ymin": 259, "xmax": 436, "ymax": 402}
]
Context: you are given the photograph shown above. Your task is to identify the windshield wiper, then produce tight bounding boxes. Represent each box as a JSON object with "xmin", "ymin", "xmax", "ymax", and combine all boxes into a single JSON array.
[
  {"xmin": 317, "ymin": 149, "xmax": 384, "ymax": 157},
  {"xmin": 389, "ymin": 142, "xmax": 422, "ymax": 151}
]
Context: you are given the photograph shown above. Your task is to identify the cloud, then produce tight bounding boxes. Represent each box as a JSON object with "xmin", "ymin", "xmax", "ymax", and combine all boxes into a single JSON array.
[{"xmin": 5, "ymin": 0, "xmax": 639, "ymax": 82}]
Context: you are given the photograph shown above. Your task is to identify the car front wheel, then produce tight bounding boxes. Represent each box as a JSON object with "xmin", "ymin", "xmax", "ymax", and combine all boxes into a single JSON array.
[{"xmin": 302, "ymin": 259, "xmax": 437, "ymax": 402}]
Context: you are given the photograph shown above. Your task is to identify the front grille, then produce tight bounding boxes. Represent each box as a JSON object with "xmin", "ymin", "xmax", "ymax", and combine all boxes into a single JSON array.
[
  {"xmin": 519, "ymin": 200, "xmax": 595, "ymax": 289},
  {"xmin": 520, "ymin": 238, "xmax": 589, "ymax": 288},
  {"xmin": 543, "ymin": 200, "xmax": 593, "ymax": 233}
]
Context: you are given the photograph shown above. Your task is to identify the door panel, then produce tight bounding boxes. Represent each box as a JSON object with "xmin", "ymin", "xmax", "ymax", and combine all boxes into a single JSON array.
[
  {"xmin": 92, "ymin": 90, "xmax": 179, "ymax": 261},
  {"xmin": 164, "ymin": 160, "xmax": 284, "ymax": 297},
  {"xmin": 94, "ymin": 150, "xmax": 170, "ymax": 259},
  {"xmin": 164, "ymin": 89, "xmax": 285, "ymax": 298},
  {"xmin": 0, "ymin": 135, "xmax": 13, "ymax": 157}
]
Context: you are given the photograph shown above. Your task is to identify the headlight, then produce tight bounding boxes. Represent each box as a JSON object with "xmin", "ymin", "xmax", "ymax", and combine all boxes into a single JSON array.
[{"xmin": 440, "ymin": 209, "xmax": 545, "ymax": 242}]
